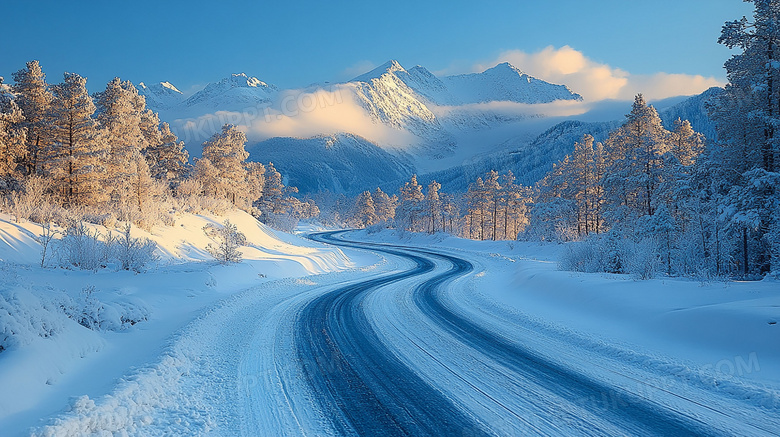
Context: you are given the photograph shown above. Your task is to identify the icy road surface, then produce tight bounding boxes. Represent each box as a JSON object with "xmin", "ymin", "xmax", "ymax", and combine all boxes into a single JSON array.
[{"xmin": 294, "ymin": 231, "xmax": 773, "ymax": 436}]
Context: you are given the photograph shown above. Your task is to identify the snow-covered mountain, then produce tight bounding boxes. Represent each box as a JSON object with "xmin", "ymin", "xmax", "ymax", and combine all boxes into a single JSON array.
[
  {"xmin": 443, "ymin": 62, "xmax": 582, "ymax": 105},
  {"xmin": 246, "ymin": 133, "xmax": 413, "ymax": 195},
  {"xmin": 350, "ymin": 60, "xmax": 581, "ymax": 107},
  {"xmin": 140, "ymin": 63, "xmax": 715, "ymax": 196},
  {"xmin": 138, "ymin": 81, "xmax": 184, "ymax": 110},
  {"xmin": 347, "ymin": 61, "xmax": 455, "ymax": 157},
  {"xmin": 182, "ymin": 73, "xmax": 277, "ymax": 111}
]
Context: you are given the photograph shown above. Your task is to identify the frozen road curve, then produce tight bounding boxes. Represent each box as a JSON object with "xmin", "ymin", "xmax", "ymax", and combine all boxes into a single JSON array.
[{"xmin": 299, "ymin": 231, "xmax": 737, "ymax": 437}]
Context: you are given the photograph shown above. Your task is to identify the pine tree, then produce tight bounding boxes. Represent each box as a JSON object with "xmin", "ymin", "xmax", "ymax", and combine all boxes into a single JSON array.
[
  {"xmin": 0, "ymin": 78, "xmax": 27, "ymax": 177},
  {"xmin": 244, "ymin": 161, "xmax": 265, "ymax": 209},
  {"xmin": 200, "ymin": 124, "xmax": 250, "ymax": 205},
  {"xmin": 396, "ymin": 174, "xmax": 425, "ymax": 232},
  {"xmin": 94, "ymin": 78, "xmax": 146, "ymax": 207},
  {"xmin": 465, "ymin": 176, "xmax": 489, "ymax": 240},
  {"xmin": 718, "ymin": 0, "xmax": 780, "ymax": 172},
  {"xmin": 499, "ymin": 171, "xmax": 530, "ymax": 240},
  {"xmin": 711, "ymin": 0, "xmax": 780, "ymax": 276},
  {"xmin": 603, "ymin": 94, "xmax": 671, "ymax": 222},
  {"xmin": 352, "ymin": 191, "xmax": 378, "ymax": 228},
  {"xmin": 424, "ymin": 180, "xmax": 442, "ymax": 234},
  {"xmin": 483, "ymin": 170, "xmax": 501, "ymax": 240},
  {"xmin": 48, "ymin": 72, "xmax": 106, "ymax": 206},
  {"xmin": 11, "ymin": 61, "xmax": 53, "ymax": 175},
  {"xmin": 145, "ymin": 122, "xmax": 189, "ymax": 180},
  {"xmin": 258, "ymin": 161, "xmax": 285, "ymax": 216},
  {"xmin": 372, "ymin": 187, "xmax": 397, "ymax": 223},
  {"xmin": 669, "ymin": 118, "xmax": 705, "ymax": 166}
]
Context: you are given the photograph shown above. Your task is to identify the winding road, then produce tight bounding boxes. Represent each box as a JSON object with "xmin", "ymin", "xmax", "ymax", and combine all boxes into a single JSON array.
[{"xmin": 296, "ymin": 231, "xmax": 733, "ymax": 436}]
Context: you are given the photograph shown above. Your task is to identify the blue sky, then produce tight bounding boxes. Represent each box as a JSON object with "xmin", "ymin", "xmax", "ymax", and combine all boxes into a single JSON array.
[{"xmin": 2, "ymin": 0, "xmax": 753, "ymax": 96}]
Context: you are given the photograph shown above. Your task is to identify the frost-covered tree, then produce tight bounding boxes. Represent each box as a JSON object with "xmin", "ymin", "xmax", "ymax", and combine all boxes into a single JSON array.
[
  {"xmin": 257, "ymin": 161, "xmax": 285, "ymax": 216},
  {"xmin": 94, "ymin": 78, "xmax": 147, "ymax": 207},
  {"xmin": 254, "ymin": 162, "xmax": 314, "ymax": 229},
  {"xmin": 200, "ymin": 124, "xmax": 250, "ymax": 205},
  {"xmin": 465, "ymin": 176, "xmax": 488, "ymax": 240},
  {"xmin": 0, "ymin": 78, "xmax": 27, "ymax": 177},
  {"xmin": 532, "ymin": 135, "xmax": 605, "ymax": 240},
  {"xmin": 48, "ymin": 72, "xmax": 106, "ymax": 206},
  {"xmin": 351, "ymin": 190, "xmax": 378, "ymax": 228},
  {"xmin": 669, "ymin": 118, "xmax": 705, "ymax": 166},
  {"xmin": 205, "ymin": 219, "xmax": 245, "ymax": 264},
  {"xmin": 423, "ymin": 180, "xmax": 442, "ymax": 234},
  {"xmin": 244, "ymin": 161, "xmax": 265, "ymax": 208},
  {"xmin": 372, "ymin": 187, "xmax": 397, "ymax": 223},
  {"xmin": 396, "ymin": 174, "xmax": 425, "ymax": 232},
  {"xmin": 483, "ymin": 171, "xmax": 501, "ymax": 240},
  {"xmin": 709, "ymin": 0, "xmax": 780, "ymax": 276},
  {"xmin": 717, "ymin": 0, "xmax": 780, "ymax": 172},
  {"xmin": 499, "ymin": 171, "xmax": 531, "ymax": 240},
  {"xmin": 603, "ymin": 94, "xmax": 670, "ymax": 223},
  {"xmin": 11, "ymin": 61, "xmax": 53, "ymax": 175},
  {"xmin": 144, "ymin": 122, "xmax": 189, "ymax": 181}
]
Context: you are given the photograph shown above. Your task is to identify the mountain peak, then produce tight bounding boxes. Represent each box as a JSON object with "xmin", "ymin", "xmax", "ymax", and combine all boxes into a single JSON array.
[
  {"xmin": 489, "ymin": 62, "xmax": 525, "ymax": 76},
  {"xmin": 181, "ymin": 73, "xmax": 278, "ymax": 109},
  {"xmin": 351, "ymin": 60, "xmax": 407, "ymax": 83},
  {"xmin": 223, "ymin": 73, "xmax": 274, "ymax": 90},
  {"xmin": 443, "ymin": 63, "xmax": 582, "ymax": 104},
  {"xmin": 137, "ymin": 81, "xmax": 185, "ymax": 111},
  {"xmin": 159, "ymin": 81, "xmax": 182, "ymax": 93}
]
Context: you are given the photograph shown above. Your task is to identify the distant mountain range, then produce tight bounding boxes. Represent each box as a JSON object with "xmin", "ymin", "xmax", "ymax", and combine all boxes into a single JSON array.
[{"xmin": 138, "ymin": 61, "xmax": 718, "ymax": 195}]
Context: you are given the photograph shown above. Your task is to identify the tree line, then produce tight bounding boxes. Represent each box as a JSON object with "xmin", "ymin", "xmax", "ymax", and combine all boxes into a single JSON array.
[
  {"xmin": 344, "ymin": 1, "xmax": 780, "ymax": 279},
  {"xmin": 0, "ymin": 61, "xmax": 314, "ymax": 229}
]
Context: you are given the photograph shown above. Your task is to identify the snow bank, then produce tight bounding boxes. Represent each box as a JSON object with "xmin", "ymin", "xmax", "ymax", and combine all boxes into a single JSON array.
[{"xmin": 0, "ymin": 211, "xmax": 354, "ymax": 436}]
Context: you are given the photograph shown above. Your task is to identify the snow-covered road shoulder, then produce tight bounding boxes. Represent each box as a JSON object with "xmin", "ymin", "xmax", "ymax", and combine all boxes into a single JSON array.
[{"xmin": 0, "ymin": 212, "xmax": 370, "ymax": 436}]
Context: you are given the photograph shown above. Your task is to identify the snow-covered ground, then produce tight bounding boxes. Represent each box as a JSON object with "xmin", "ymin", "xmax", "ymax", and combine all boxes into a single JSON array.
[
  {"xmin": 0, "ymin": 212, "xmax": 366, "ymax": 436},
  {"xmin": 2, "ymin": 222, "xmax": 778, "ymax": 435}
]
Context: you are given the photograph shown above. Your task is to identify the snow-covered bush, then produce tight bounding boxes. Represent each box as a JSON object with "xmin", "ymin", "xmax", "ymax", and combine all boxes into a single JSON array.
[
  {"xmin": 54, "ymin": 222, "xmax": 158, "ymax": 272},
  {"xmin": 559, "ymin": 231, "xmax": 661, "ymax": 279},
  {"xmin": 204, "ymin": 219, "xmax": 245, "ymax": 264},
  {"xmin": 624, "ymin": 237, "xmax": 660, "ymax": 280},
  {"xmin": 559, "ymin": 240, "xmax": 604, "ymax": 273},
  {"xmin": 8, "ymin": 176, "xmax": 51, "ymax": 223},
  {"xmin": 558, "ymin": 231, "xmax": 627, "ymax": 274},
  {"xmin": 113, "ymin": 223, "xmax": 158, "ymax": 272},
  {"xmin": 0, "ymin": 287, "xmax": 65, "ymax": 352},
  {"xmin": 56, "ymin": 222, "xmax": 111, "ymax": 270},
  {"xmin": 63, "ymin": 286, "xmax": 149, "ymax": 332}
]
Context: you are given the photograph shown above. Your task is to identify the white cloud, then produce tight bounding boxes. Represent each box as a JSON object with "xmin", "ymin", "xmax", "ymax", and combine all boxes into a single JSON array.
[
  {"xmin": 175, "ymin": 85, "xmax": 418, "ymax": 150},
  {"xmin": 473, "ymin": 46, "xmax": 722, "ymax": 101}
]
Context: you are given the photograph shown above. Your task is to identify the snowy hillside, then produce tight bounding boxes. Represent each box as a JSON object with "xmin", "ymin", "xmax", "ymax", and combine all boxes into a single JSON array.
[
  {"xmin": 659, "ymin": 86, "xmax": 722, "ymax": 141},
  {"xmin": 419, "ymin": 88, "xmax": 720, "ymax": 192},
  {"xmin": 246, "ymin": 133, "xmax": 414, "ymax": 195},
  {"xmin": 0, "ymin": 210, "xmax": 358, "ymax": 436}
]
